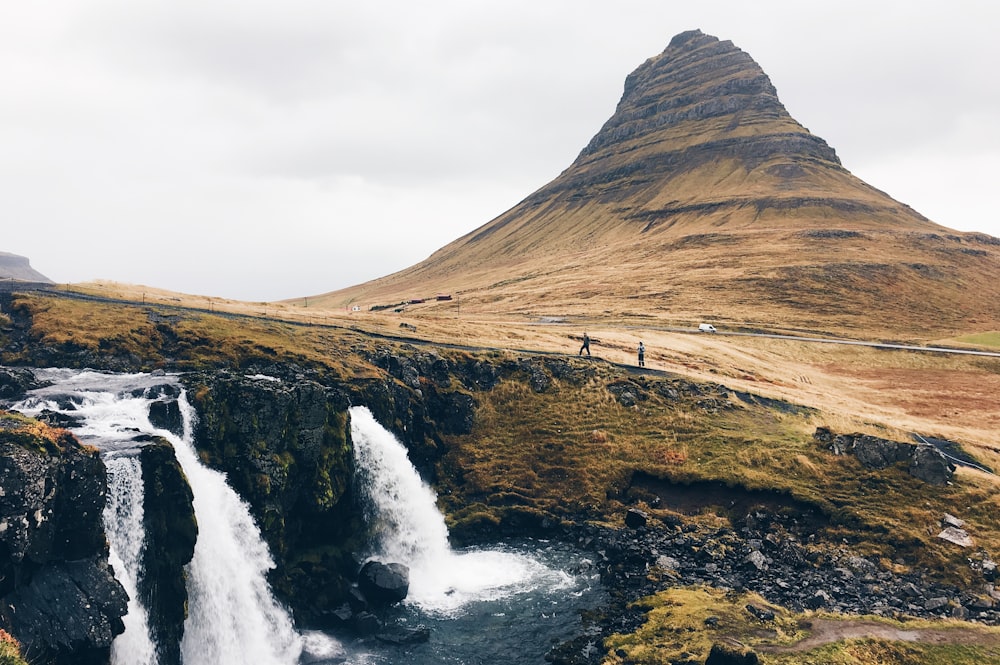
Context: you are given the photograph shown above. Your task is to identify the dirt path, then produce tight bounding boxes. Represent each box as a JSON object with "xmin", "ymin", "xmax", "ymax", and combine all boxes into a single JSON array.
[{"xmin": 761, "ymin": 618, "xmax": 1000, "ymax": 653}]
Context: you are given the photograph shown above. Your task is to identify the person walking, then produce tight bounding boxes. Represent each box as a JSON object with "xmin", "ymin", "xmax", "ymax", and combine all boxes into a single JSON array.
[
  {"xmin": 638, "ymin": 341, "xmax": 645, "ymax": 367},
  {"xmin": 579, "ymin": 332, "xmax": 591, "ymax": 356}
]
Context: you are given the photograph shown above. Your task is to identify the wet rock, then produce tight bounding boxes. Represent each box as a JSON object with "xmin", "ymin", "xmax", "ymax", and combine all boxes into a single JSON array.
[
  {"xmin": 182, "ymin": 370, "xmax": 360, "ymax": 623},
  {"xmin": 358, "ymin": 560, "xmax": 409, "ymax": 607},
  {"xmin": 139, "ymin": 441, "xmax": 197, "ymax": 665},
  {"xmin": 0, "ymin": 434, "xmax": 128, "ymax": 664},
  {"xmin": 0, "ymin": 558, "xmax": 128, "ymax": 665},
  {"xmin": 0, "ymin": 366, "xmax": 42, "ymax": 400},
  {"xmin": 32, "ymin": 408, "xmax": 82, "ymax": 429},
  {"xmin": 147, "ymin": 398, "xmax": 184, "ymax": 437},
  {"xmin": 376, "ymin": 625, "xmax": 431, "ymax": 645},
  {"xmin": 353, "ymin": 611, "xmax": 381, "ymax": 635}
]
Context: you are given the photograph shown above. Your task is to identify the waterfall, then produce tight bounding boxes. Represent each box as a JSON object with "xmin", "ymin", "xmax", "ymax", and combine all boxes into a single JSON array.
[
  {"xmin": 104, "ymin": 454, "xmax": 158, "ymax": 665},
  {"xmin": 11, "ymin": 370, "xmax": 342, "ymax": 665},
  {"xmin": 171, "ymin": 394, "xmax": 303, "ymax": 665},
  {"xmin": 350, "ymin": 406, "xmax": 569, "ymax": 615}
]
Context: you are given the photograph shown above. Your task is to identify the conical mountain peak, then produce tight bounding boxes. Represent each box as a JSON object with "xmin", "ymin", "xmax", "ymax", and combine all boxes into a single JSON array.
[
  {"xmin": 533, "ymin": 29, "xmax": 854, "ymax": 221},
  {"xmin": 309, "ymin": 31, "xmax": 1000, "ymax": 338},
  {"xmin": 578, "ymin": 29, "xmax": 837, "ymax": 164}
]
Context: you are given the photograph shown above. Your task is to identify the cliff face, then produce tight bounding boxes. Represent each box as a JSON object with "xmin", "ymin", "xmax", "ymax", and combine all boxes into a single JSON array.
[
  {"xmin": 0, "ymin": 253, "xmax": 53, "ymax": 285},
  {"xmin": 138, "ymin": 440, "xmax": 196, "ymax": 665},
  {"xmin": 180, "ymin": 355, "xmax": 485, "ymax": 624},
  {"xmin": 182, "ymin": 369, "xmax": 361, "ymax": 623},
  {"xmin": 0, "ymin": 413, "xmax": 127, "ymax": 665}
]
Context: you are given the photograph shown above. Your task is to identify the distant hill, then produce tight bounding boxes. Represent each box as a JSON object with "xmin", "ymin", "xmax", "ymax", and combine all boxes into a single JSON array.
[
  {"xmin": 0, "ymin": 252, "xmax": 53, "ymax": 285},
  {"xmin": 303, "ymin": 30, "xmax": 1000, "ymax": 338}
]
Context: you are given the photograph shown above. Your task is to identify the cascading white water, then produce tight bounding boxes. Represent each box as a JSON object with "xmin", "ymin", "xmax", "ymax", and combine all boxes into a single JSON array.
[
  {"xmin": 171, "ymin": 394, "xmax": 304, "ymax": 665},
  {"xmin": 350, "ymin": 406, "xmax": 571, "ymax": 615},
  {"xmin": 104, "ymin": 454, "xmax": 158, "ymax": 665},
  {"xmin": 11, "ymin": 370, "xmax": 347, "ymax": 665}
]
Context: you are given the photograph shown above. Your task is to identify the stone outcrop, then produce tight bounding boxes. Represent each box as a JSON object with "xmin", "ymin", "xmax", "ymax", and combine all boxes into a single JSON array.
[
  {"xmin": 138, "ymin": 440, "xmax": 197, "ymax": 665},
  {"xmin": 0, "ymin": 416, "xmax": 127, "ymax": 665},
  {"xmin": 815, "ymin": 427, "xmax": 955, "ymax": 484},
  {"xmin": 0, "ymin": 367, "xmax": 41, "ymax": 400}
]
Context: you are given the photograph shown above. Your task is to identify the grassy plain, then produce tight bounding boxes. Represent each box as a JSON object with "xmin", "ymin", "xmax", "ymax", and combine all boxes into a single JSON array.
[{"xmin": 603, "ymin": 586, "xmax": 1000, "ymax": 665}]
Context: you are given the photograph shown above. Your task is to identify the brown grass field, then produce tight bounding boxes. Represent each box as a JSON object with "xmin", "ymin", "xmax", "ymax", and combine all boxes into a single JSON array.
[
  {"xmin": 41, "ymin": 280, "xmax": 1000, "ymax": 538},
  {"xmin": 57, "ymin": 280, "xmax": 1000, "ymax": 454}
]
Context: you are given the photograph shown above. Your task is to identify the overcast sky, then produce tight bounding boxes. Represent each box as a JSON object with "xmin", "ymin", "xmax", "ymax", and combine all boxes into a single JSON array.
[{"xmin": 3, "ymin": 1, "xmax": 998, "ymax": 301}]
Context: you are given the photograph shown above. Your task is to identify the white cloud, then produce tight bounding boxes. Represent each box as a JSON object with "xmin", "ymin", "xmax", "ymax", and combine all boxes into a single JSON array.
[{"xmin": 2, "ymin": 0, "xmax": 998, "ymax": 300}]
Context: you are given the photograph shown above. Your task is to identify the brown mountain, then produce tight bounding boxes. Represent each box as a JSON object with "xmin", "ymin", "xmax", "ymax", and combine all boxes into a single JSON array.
[
  {"xmin": 0, "ymin": 252, "xmax": 53, "ymax": 284},
  {"xmin": 307, "ymin": 30, "xmax": 1000, "ymax": 338}
]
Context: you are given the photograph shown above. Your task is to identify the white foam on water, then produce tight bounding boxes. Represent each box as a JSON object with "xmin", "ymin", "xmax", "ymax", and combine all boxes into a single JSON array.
[{"xmin": 350, "ymin": 406, "xmax": 573, "ymax": 616}]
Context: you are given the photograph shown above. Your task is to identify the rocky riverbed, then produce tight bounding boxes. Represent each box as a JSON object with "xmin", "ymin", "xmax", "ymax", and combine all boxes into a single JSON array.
[{"xmin": 543, "ymin": 506, "xmax": 999, "ymax": 663}]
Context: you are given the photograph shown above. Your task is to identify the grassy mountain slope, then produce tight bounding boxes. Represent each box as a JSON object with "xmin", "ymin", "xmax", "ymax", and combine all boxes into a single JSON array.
[{"xmin": 304, "ymin": 30, "xmax": 1000, "ymax": 339}]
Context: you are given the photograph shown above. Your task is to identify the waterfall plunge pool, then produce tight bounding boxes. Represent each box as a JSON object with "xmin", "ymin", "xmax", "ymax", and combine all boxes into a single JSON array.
[
  {"xmin": 330, "ymin": 406, "xmax": 605, "ymax": 664},
  {"xmin": 319, "ymin": 540, "xmax": 604, "ymax": 665}
]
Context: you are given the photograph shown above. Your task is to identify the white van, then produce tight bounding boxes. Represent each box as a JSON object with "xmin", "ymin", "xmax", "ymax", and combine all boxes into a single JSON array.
[{"xmin": 698, "ymin": 323, "xmax": 717, "ymax": 333}]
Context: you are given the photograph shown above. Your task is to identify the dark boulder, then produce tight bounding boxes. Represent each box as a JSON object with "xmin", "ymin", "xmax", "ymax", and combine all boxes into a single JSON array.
[
  {"xmin": 817, "ymin": 428, "xmax": 954, "ymax": 484},
  {"xmin": 625, "ymin": 508, "xmax": 649, "ymax": 529},
  {"xmin": 909, "ymin": 445, "xmax": 955, "ymax": 485},
  {"xmin": 705, "ymin": 643, "xmax": 759, "ymax": 665},
  {"xmin": 147, "ymin": 398, "xmax": 184, "ymax": 437},
  {"xmin": 353, "ymin": 611, "xmax": 381, "ymax": 635},
  {"xmin": 0, "ymin": 558, "xmax": 128, "ymax": 665},
  {"xmin": 852, "ymin": 435, "xmax": 906, "ymax": 469},
  {"xmin": 358, "ymin": 560, "xmax": 409, "ymax": 607},
  {"xmin": 745, "ymin": 603, "xmax": 775, "ymax": 621}
]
